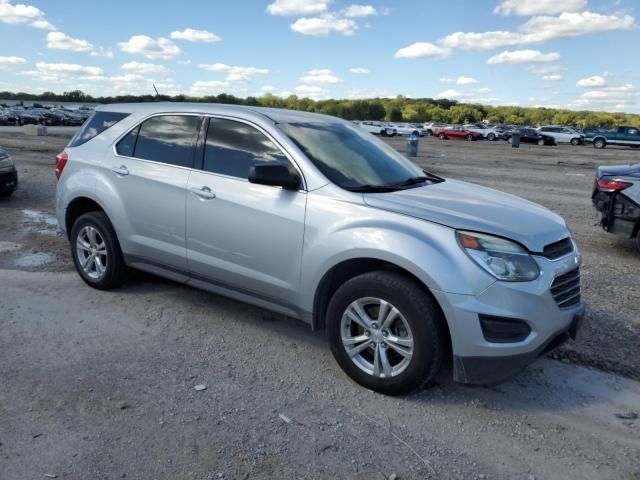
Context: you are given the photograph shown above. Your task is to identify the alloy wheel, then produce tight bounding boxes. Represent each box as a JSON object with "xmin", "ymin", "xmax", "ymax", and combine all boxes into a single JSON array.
[{"xmin": 76, "ymin": 226, "xmax": 108, "ymax": 280}]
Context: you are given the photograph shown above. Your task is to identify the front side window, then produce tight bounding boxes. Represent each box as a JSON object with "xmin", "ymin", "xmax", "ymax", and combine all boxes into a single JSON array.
[
  {"xmin": 128, "ymin": 115, "xmax": 202, "ymax": 168},
  {"xmin": 279, "ymin": 121, "xmax": 425, "ymax": 191},
  {"xmin": 68, "ymin": 111, "xmax": 129, "ymax": 148},
  {"xmin": 203, "ymin": 118, "xmax": 290, "ymax": 179}
]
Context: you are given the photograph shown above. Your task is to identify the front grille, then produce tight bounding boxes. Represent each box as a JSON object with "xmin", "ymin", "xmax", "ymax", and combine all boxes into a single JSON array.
[
  {"xmin": 543, "ymin": 237, "xmax": 574, "ymax": 260},
  {"xmin": 550, "ymin": 267, "xmax": 581, "ymax": 309}
]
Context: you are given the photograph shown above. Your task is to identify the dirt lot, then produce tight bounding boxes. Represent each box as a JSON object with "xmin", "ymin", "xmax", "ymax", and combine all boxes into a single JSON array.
[{"xmin": 1, "ymin": 128, "xmax": 639, "ymax": 479}]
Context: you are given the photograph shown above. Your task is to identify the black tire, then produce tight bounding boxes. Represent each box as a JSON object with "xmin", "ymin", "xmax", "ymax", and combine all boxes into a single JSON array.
[
  {"xmin": 427, "ymin": 130, "xmax": 433, "ymax": 136},
  {"xmin": 439, "ymin": 133, "xmax": 446, "ymax": 140},
  {"xmin": 538, "ymin": 138, "xmax": 545, "ymax": 146},
  {"xmin": 326, "ymin": 271, "xmax": 447, "ymax": 395},
  {"xmin": 0, "ymin": 190, "xmax": 14, "ymax": 198},
  {"xmin": 593, "ymin": 138, "xmax": 606, "ymax": 149},
  {"xmin": 380, "ymin": 130, "xmax": 387, "ymax": 137},
  {"xmin": 465, "ymin": 134, "xmax": 473, "ymax": 141},
  {"xmin": 70, "ymin": 211, "xmax": 128, "ymax": 290},
  {"xmin": 487, "ymin": 133, "xmax": 496, "ymax": 141},
  {"xmin": 570, "ymin": 138, "xmax": 580, "ymax": 146}
]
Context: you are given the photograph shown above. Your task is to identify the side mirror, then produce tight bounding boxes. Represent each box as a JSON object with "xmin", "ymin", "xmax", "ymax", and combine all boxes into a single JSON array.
[{"xmin": 248, "ymin": 163, "xmax": 301, "ymax": 191}]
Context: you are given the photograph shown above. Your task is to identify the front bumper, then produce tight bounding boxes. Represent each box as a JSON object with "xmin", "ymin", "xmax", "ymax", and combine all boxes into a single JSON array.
[
  {"xmin": 431, "ymin": 249, "xmax": 584, "ymax": 385},
  {"xmin": 0, "ymin": 168, "xmax": 17, "ymax": 193}
]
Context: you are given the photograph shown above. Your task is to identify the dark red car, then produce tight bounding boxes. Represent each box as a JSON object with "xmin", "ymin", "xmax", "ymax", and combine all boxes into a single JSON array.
[{"xmin": 434, "ymin": 126, "xmax": 482, "ymax": 141}]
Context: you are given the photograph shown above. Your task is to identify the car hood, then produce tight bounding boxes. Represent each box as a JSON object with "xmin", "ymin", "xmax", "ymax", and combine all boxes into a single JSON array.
[
  {"xmin": 597, "ymin": 163, "xmax": 640, "ymax": 179},
  {"xmin": 363, "ymin": 179, "xmax": 569, "ymax": 252}
]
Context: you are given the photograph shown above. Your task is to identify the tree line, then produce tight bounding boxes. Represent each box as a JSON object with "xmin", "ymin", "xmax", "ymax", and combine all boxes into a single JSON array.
[{"xmin": 2, "ymin": 89, "xmax": 638, "ymax": 129}]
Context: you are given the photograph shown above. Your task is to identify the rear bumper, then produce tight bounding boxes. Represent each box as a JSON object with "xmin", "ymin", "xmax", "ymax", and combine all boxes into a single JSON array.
[
  {"xmin": 452, "ymin": 305, "xmax": 584, "ymax": 385},
  {"xmin": 0, "ymin": 169, "xmax": 17, "ymax": 193}
]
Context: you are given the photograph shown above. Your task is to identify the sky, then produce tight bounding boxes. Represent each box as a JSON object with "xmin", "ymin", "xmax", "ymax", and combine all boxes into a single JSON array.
[{"xmin": 0, "ymin": 0, "xmax": 638, "ymax": 113}]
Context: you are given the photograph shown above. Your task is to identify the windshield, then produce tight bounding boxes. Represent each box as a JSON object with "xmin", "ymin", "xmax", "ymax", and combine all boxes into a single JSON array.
[{"xmin": 278, "ymin": 121, "xmax": 426, "ymax": 190}]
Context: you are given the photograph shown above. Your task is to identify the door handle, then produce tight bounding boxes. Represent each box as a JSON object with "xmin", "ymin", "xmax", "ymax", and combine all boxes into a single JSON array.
[
  {"xmin": 111, "ymin": 165, "xmax": 129, "ymax": 176},
  {"xmin": 190, "ymin": 186, "xmax": 216, "ymax": 200}
]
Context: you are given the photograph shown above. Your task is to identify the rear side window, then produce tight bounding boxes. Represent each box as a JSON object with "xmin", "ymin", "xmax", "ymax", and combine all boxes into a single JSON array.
[
  {"xmin": 203, "ymin": 118, "xmax": 289, "ymax": 179},
  {"xmin": 68, "ymin": 111, "xmax": 129, "ymax": 147},
  {"xmin": 116, "ymin": 115, "xmax": 202, "ymax": 168}
]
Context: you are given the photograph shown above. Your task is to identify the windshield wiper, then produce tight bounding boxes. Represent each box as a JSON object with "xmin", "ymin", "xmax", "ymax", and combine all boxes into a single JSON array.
[{"xmin": 346, "ymin": 184, "xmax": 401, "ymax": 193}]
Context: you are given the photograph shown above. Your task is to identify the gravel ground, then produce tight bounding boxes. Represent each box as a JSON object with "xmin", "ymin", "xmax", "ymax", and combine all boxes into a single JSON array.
[{"xmin": 1, "ymin": 128, "xmax": 639, "ymax": 479}]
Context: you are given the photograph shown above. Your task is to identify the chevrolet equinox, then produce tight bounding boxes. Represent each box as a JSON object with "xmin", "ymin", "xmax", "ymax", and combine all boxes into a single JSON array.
[{"xmin": 56, "ymin": 103, "xmax": 585, "ymax": 395}]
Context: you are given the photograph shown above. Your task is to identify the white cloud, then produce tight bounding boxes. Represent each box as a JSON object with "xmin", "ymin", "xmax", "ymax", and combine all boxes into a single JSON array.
[
  {"xmin": 494, "ymin": 0, "xmax": 587, "ymax": 16},
  {"xmin": 294, "ymin": 84, "xmax": 329, "ymax": 100},
  {"xmin": 0, "ymin": 56, "xmax": 27, "ymax": 69},
  {"xmin": 569, "ymin": 84, "xmax": 640, "ymax": 112},
  {"xmin": 46, "ymin": 31, "xmax": 94, "ymax": 53},
  {"xmin": 190, "ymin": 80, "xmax": 234, "ymax": 96},
  {"xmin": 0, "ymin": 1, "xmax": 54, "ymax": 29},
  {"xmin": 577, "ymin": 75, "xmax": 606, "ymax": 88},
  {"xmin": 343, "ymin": 5, "xmax": 378, "ymax": 18},
  {"xmin": 349, "ymin": 67, "xmax": 369, "ymax": 74},
  {"xmin": 261, "ymin": 85, "xmax": 277, "ymax": 93},
  {"xmin": 291, "ymin": 14, "xmax": 357, "ymax": 36},
  {"xmin": 436, "ymin": 89, "xmax": 471, "ymax": 99},
  {"xmin": 170, "ymin": 28, "xmax": 221, "ymax": 43},
  {"xmin": 267, "ymin": 0, "xmax": 330, "ymax": 16},
  {"xmin": 456, "ymin": 75, "xmax": 478, "ymax": 85},
  {"xmin": 300, "ymin": 68, "xmax": 343, "ymax": 84},
  {"xmin": 198, "ymin": 63, "xmax": 269, "ymax": 82},
  {"xmin": 476, "ymin": 87, "xmax": 491, "ymax": 93},
  {"xmin": 394, "ymin": 42, "xmax": 451, "ymax": 59},
  {"xmin": 118, "ymin": 35, "xmax": 181, "ymax": 59},
  {"xmin": 542, "ymin": 74, "xmax": 563, "ymax": 81},
  {"xmin": 91, "ymin": 47, "xmax": 114, "ymax": 58},
  {"xmin": 122, "ymin": 61, "xmax": 170, "ymax": 75},
  {"xmin": 34, "ymin": 62, "xmax": 104, "ymax": 76},
  {"xmin": 487, "ymin": 49, "xmax": 560, "ymax": 64},
  {"xmin": 527, "ymin": 64, "xmax": 565, "ymax": 74},
  {"xmin": 439, "ymin": 77, "xmax": 454, "ymax": 84},
  {"xmin": 438, "ymin": 11, "xmax": 635, "ymax": 51}
]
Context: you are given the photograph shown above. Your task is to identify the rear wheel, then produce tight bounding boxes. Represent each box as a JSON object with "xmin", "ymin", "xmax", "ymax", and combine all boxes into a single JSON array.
[
  {"xmin": 326, "ymin": 271, "xmax": 446, "ymax": 395},
  {"xmin": 439, "ymin": 133, "xmax": 446, "ymax": 140},
  {"xmin": 538, "ymin": 138, "xmax": 545, "ymax": 146},
  {"xmin": 70, "ymin": 211, "xmax": 128, "ymax": 290},
  {"xmin": 380, "ymin": 130, "xmax": 387, "ymax": 137},
  {"xmin": 593, "ymin": 138, "xmax": 606, "ymax": 149}
]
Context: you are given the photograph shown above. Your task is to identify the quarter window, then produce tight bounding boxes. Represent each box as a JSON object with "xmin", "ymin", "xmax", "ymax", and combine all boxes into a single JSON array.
[
  {"xmin": 116, "ymin": 115, "xmax": 201, "ymax": 167},
  {"xmin": 68, "ymin": 111, "xmax": 129, "ymax": 148},
  {"xmin": 203, "ymin": 118, "xmax": 290, "ymax": 179}
]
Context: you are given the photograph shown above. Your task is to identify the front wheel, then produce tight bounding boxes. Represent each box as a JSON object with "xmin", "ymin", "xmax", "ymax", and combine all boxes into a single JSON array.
[
  {"xmin": 538, "ymin": 138, "xmax": 545, "ymax": 146},
  {"xmin": 380, "ymin": 130, "xmax": 387, "ymax": 137},
  {"xmin": 326, "ymin": 271, "xmax": 446, "ymax": 395},
  {"xmin": 487, "ymin": 133, "xmax": 496, "ymax": 141},
  {"xmin": 70, "ymin": 211, "xmax": 128, "ymax": 290},
  {"xmin": 465, "ymin": 134, "xmax": 473, "ymax": 141},
  {"xmin": 570, "ymin": 138, "xmax": 580, "ymax": 146},
  {"xmin": 439, "ymin": 133, "xmax": 446, "ymax": 140},
  {"xmin": 593, "ymin": 138, "xmax": 606, "ymax": 149}
]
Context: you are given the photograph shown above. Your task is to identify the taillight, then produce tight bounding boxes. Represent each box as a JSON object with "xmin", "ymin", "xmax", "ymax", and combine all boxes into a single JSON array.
[
  {"xmin": 55, "ymin": 151, "xmax": 68, "ymax": 179},
  {"xmin": 596, "ymin": 179, "xmax": 632, "ymax": 192}
]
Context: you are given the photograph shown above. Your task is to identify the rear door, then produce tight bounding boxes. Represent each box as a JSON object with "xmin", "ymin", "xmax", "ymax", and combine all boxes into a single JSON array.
[
  {"xmin": 186, "ymin": 117, "xmax": 307, "ymax": 304},
  {"xmin": 108, "ymin": 114, "xmax": 203, "ymax": 272}
]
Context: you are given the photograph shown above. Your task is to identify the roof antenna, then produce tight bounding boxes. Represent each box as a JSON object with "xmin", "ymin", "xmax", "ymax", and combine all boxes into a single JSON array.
[{"xmin": 153, "ymin": 84, "xmax": 160, "ymax": 97}]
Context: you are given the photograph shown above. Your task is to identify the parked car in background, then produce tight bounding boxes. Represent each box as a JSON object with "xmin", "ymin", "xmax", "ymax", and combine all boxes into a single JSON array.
[
  {"xmin": 592, "ymin": 163, "xmax": 640, "ymax": 251},
  {"xmin": 495, "ymin": 125, "xmax": 516, "ymax": 140},
  {"xmin": 538, "ymin": 126, "xmax": 584, "ymax": 145},
  {"xmin": 56, "ymin": 103, "xmax": 583, "ymax": 394},
  {"xmin": 10, "ymin": 108, "xmax": 41, "ymax": 126},
  {"xmin": 591, "ymin": 126, "xmax": 640, "ymax": 149},
  {"xmin": 0, "ymin": 110, "xmax": 10, "ymax": 125},
  {"xmin": 434, "ymin": 125, "xmax": 482, "ymax": 141},
  {"xmin": 40, "ymin": 109, "xmax": 67, "ymax": 126},
  {"xmin": 503, "ymin": 128, "xmax": 557, "ymax": 146},
  {"xmin": 356, "ymin": 121, "xmax": 397, "ymax": 137},
  {"xmin": 0, "ymin": 146, "xmax": 17, "ymax": 197},
  {"xmin": 582, "ymin": 127, "xmax": 606, "ymax": 141},
  {"xmin": 392, "ymin": 123, "xmax": 425, "ymax": 136},
  {"xmin": 423, "ymin": 122, "xmax": 449, "ymax": 136},
  {"xmin": 60, "ymin": 110, "xmax": 86, "ymax": 126},
  {"xmin": 463, "ymin": 123, "xmax": 500, "ymax": 141}
]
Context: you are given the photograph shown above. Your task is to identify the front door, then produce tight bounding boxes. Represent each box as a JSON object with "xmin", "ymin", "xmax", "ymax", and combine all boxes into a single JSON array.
[{"xmin": 186, "ymin": 117, "xmax": 307, "ymax": 305}]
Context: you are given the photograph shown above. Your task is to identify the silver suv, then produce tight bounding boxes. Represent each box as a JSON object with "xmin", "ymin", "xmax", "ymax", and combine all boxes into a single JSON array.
[{"xmin": 56, "ymin": 103, "xmax": 584, "ymax": 395}]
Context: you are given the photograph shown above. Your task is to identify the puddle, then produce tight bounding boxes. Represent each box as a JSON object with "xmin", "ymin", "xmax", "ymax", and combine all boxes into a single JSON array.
[
  {"xmin": 14, "ymin": 252, "xmax": 55, "ymax": 268},
  {"xmin": 19, "ymin": 209, "xmax": 59, "ymax": 236}
]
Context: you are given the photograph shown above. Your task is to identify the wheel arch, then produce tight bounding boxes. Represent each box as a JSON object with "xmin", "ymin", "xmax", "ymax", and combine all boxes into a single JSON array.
[{"xmin": 65, "ymin": 195, "xmax": 108, "ymax": 238}]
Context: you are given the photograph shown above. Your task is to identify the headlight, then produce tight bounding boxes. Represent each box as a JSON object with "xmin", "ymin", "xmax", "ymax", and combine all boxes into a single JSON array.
[
  {"xmin": 456, "ymin": 231, "xmax": 540, "ymax": 282},
  {"xmin": 0, "ymin": 154, "xmax": 13, "ymax": 171}
]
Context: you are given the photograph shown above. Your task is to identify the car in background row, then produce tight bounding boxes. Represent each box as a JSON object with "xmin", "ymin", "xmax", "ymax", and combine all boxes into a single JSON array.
[
  {"xmin": 592, "ymin": 163, "xmax": 640, "ymax": 251},
  {"xmin": 434, "ymin": 125, "xmax": 482, "ymax": 141},
  {"xmin": 391, "ymin": 123, "xmax": 425, "ymax": 136},
  {"xmin": 423, "ymin": 122, "xmax": 449, "ymax": 136},
  {"xmin": 503, "ymin": 128, "xmax": 557, "ymax": 146},
  {"xmin": 0, "ymin": 146, "xmax": 17, "ymax": 197},
  {"xmin": 591, "ymin": 126, "xmax": 640, "ymax": 150},
  {"xmin": 463, "ymin": 124, "xmax": 501, "ymax": 141},
  {"xmin": 538, "ymin": 126, "xmax": 584, "ymax": 145},
  {"xmin": 355, "ymin": 121, "xmax": 397, "ymax": 137}
]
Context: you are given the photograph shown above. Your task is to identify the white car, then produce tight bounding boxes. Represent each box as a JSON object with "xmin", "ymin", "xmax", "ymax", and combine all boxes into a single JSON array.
[
  {"xmin": 463, "ymin": 124, "xmax": 500, "ymax": 141},
  {"xmin": 537, "ymin": 126, "xmax": 585, "ymax": 145},
  {"xmin": 423, "ymin": 122, "xmax": 449, "ymax": 136},
  {"xmin": 391, "ymin": 123, "xmax": 425, "ymax": 137},
  {"xmin": 356, "ymin": 121, "xmax": 397, "ymax": 137}
]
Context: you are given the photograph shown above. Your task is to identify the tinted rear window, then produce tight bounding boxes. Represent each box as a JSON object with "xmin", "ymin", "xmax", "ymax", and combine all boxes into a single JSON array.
[{"xmin": 68, "ymin": 111, "xmax": 129, "ymax": 147}]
